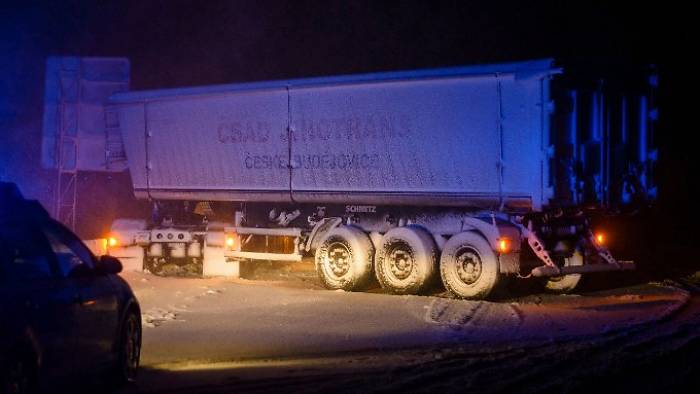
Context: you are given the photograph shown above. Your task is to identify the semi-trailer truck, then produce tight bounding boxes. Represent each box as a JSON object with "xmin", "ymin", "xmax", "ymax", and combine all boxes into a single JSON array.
[{"xmin": 105, "ymin": 58, "xmax": 654, "ymax": 299}]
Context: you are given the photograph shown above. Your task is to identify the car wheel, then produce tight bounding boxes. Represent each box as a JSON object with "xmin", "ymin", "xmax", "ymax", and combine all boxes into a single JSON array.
[
  {"xmin": 113, "ymin": 310, "xmax": 142, "ymax": 385},
  {"xmin": 2, "ymin": 350, "xmax": 36, "ymax": 394}
]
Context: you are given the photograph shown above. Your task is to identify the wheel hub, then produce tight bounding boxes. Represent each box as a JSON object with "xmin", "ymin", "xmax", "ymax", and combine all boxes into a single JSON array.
[
  {"xmin": 456, "ymin": 249, "xmax": 482, "ymax": 285},
  {"xmin": 388, "ymin": 243, "xmax": 414, "ymax": 280},
  {"xmin": 327, "ymin": 243, "xmax": 351, "ymax": 277}
]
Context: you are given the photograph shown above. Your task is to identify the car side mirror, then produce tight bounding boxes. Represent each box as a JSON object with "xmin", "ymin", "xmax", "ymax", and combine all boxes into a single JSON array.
[{"xmin": 96, "ymin": 255, "xmax": 123, "ymax": 275}]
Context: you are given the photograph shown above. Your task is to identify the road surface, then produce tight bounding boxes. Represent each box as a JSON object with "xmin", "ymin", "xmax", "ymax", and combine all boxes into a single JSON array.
[{"xmin": 115, "ymin": 267, "xmax": 700, "ymax": 393}]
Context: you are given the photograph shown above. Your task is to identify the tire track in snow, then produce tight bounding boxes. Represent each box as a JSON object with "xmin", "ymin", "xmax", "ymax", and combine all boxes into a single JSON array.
[
  {"xmin": 423, "ymin": 298, "xmax": 523, "ymax": 331},
  {"xmin": 383, "ymin": 284, "xmax": 700, "ymax": 394}
]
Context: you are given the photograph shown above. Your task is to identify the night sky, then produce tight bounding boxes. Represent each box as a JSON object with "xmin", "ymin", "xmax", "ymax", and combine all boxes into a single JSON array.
[
  {"xmin": 3, "ymin": 1, "xmax": 669, "ymax": 89},
  {"xmin": 0, "ymin": 1, "xmax": 690, "ymax": 237}
]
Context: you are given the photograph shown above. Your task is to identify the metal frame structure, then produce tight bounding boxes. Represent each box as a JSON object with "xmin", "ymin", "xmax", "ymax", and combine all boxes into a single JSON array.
[{"xmin": 54, "ymin": 61, "xmax": 81, "ymax": 230}]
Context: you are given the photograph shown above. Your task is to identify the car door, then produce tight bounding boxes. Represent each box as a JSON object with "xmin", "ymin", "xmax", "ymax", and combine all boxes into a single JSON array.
[
  {"xmin": 41, "ymin": 221, "xmax": 121, "ymax": 371},
  {"xmin": 0, "ymin": 223, "xmax": 80, "ymax": 380}
]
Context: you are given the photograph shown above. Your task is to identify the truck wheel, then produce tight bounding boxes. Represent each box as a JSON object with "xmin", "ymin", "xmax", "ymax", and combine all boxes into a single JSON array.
[
  {"xmin": 315, "ymin": 226, "xmax": 374, "ymax": 291},
  {"xmin": 545, "ymin": 250, "xmax": 584, "ymax": 293},
  {"xmin": 375, "ymin": 226, "xmax": 438, "ymax": 295},
  {"xmin": 440, "ymin": 231, "xmax": 499, "ymax": 300}
]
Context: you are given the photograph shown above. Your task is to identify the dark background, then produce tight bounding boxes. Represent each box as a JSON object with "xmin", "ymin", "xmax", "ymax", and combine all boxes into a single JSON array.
[{"xmin": 0, "ymin": 1, "xmax": 691, "ymax": 274}]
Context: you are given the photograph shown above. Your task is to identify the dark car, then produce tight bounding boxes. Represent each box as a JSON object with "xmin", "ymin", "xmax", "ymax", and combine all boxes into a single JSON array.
[{"xmin": 0, "ymin": 183, "xmax": 141, "ymax": 393}]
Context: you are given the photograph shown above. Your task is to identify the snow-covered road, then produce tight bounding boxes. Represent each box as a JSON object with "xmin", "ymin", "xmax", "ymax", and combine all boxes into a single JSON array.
[{"xmin": 117, "ymin": 270, "xmax": 699, "ymax": 393}]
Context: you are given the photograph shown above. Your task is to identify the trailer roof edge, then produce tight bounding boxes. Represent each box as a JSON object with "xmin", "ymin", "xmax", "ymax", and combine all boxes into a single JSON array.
[{"xmin": 109, "ymin": 58, "xmax": 557, "ymax": 103}]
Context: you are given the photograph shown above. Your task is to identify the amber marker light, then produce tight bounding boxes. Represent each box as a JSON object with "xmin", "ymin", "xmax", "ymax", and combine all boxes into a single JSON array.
[
  {"xmin": 101, "ymin": 238, "xmax": 109, "ymax": 255},
  {"xmin": 595, "ymin": 232, "xmax": 605, "ymax": 246},
  {"xmin": 226, "ymin": 236, "xmax": 235, "ymax": 248},
  {"xmin": 497, "ymin": 237, "xmax": 511, "ymax": 253}
]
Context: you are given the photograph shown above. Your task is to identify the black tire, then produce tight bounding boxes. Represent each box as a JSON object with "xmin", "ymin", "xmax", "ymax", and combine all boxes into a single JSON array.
[
  {"xmin": 315, "ymin": 226, "xmax": 374, "ymax": 291},
  {"xmin": 2, "ymin": 349, "xmax": 36, "ymax": 394},
  {"xmin": 440, "ymin": 231, "xmax": 499, "ymax": 300},
  {"xmin": 375, "ymin": 226, "xmax": 438, "ymax": 295},
  {"xmin": 112, "ymin": 309, "xmax": 142, "ymax": 386},
  {"xmin": 545, "ymin": 249, "xmax": 584, "ymax": 293}
]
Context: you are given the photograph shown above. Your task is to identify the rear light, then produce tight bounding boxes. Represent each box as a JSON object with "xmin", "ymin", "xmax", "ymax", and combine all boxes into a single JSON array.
[{"xmin": 497, "ymin": 237, "xmax": 511, "ymax": 253}]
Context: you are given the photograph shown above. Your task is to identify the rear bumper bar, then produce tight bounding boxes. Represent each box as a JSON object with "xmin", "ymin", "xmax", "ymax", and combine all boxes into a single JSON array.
[
  {"xmin": 225, "ymin": 251, "xmax": 302, "ymax": 262},
  {"xmin": 531, "ymin": 261, "xmax": 635, "ymax": 277}
]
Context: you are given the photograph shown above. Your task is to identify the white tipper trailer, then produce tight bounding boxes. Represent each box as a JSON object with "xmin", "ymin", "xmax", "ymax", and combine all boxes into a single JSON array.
[{"xmin": 106, "ymin": 59, "xmax": 634, "ymax": 299}]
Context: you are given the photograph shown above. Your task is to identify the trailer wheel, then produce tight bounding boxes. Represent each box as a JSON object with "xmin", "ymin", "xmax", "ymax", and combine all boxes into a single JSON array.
[
  {"xmin": 440, "ymin": 231, "xmax": 499, "ymax": 300},
  {"xmin": 375, "ymin": 226, "xmax": 438, "ymax": 295},
  {"xmin": 315, "ymin": 226, "xmax": 374, "ymax": 291},
  {"xmin": 545, "ymin": 250, "xmax": 584, "ymax": 293}
]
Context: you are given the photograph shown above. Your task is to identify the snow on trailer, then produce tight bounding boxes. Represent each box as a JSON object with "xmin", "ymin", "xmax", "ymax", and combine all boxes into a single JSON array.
[{"xmin": 105, "ymin": 58, "xmax": 638, "ymax": 299}]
